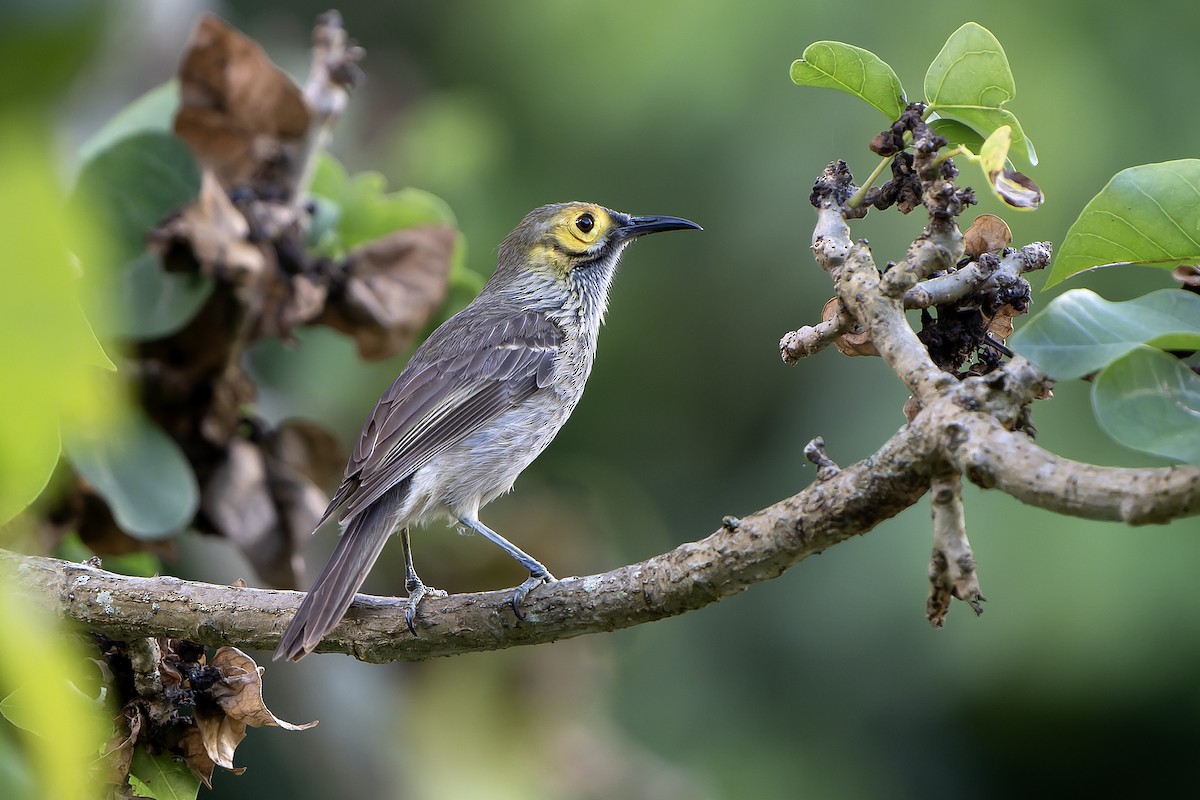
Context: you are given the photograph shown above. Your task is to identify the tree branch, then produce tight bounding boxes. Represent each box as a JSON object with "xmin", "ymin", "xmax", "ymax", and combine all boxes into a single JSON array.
[{"xmin": 6, "ymin": 356, "xmax": 1198, "ymax": 662}]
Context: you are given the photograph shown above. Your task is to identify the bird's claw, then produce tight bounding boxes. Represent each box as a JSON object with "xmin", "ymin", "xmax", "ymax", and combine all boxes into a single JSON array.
[
  {"xmin": 404, "ymin": 579, "xmax": 446, "ymax": 636},
  {"xmin": 511, "ymin": 571, "xmax": 556, "ymax": 620}
]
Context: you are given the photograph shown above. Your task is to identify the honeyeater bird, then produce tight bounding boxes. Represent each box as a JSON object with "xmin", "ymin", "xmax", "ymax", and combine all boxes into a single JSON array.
[{"xmin": 274, "ymin": 201, "xmax": 700, "ymax": 661}]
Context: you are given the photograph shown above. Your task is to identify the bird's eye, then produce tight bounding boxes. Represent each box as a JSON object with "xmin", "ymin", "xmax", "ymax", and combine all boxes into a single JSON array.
[{"xmin": 575, "ymin": 213, "xmax": 595, "ymax": 234}]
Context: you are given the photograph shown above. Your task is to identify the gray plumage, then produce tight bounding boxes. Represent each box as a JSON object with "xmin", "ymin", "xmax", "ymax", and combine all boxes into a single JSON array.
[{"xmin": 275, "ymin": 202, "xmax": 699, "ymax": 661}]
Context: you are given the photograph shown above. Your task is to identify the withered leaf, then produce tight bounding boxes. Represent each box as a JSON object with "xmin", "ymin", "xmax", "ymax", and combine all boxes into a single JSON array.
[
  {"xmin": 180, "ymin": 647, "xmax": 315, "ymax": 785},
  {"xmin": 209, "ymin": 647, "xmax": 317, "ymax": 731},
  {"xmin": 179, "ymin": 723, "xmax": 227, "ymax": 788},
  {"xmin": 1172, "ymin": 264, "xmax": 1200, "ymax": 289},
  {"xmin": 314, "ymin": 225, "xmax": 455, "ymax": 360},
  {"xmin": 174, "ymin": 15, "xmax": 311, "ymax": 194},
  {"xmin": 267, "ymin": 418, "xmax": 345, "ymax": 492},
  {"xmin": 989, "ymin": 167, "xmax": 1043, "ymax": 210},
  {"xmin": 94, "ymin": 706, "xmax": 144, "ymax": 787},
  {"xmin": 150, "ymin": 170, "xmax": 265, "ymax": 283},
  {"xmin": 203, "ymin": 439, "xmax": 282, "ymax": 578},
  {"xmin": 203, "ymin": 421, "xmax": 337, "ymax": 588},
  {"xmin": 963, "ymin": 213, "xmax": 1012, "ymax": 259},
  {"xmin": 987, "ymin": 303, "xmax": 1024, "ymax": 344}
]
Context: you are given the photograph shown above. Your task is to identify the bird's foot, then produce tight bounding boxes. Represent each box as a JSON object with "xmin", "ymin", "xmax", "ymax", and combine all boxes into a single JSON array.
[
  {"xmin": 404, "ymin": 578, "xmax": 447, "ymax": 636},
  {"xmin": 511, "ymin": 570, "xmax": 556, "ymax": 620}
]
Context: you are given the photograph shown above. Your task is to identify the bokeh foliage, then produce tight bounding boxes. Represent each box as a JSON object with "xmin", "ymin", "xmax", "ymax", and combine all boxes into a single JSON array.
[{"xmin": 4, "ymin": 1, "xmax": 1200, "ymax": 798}]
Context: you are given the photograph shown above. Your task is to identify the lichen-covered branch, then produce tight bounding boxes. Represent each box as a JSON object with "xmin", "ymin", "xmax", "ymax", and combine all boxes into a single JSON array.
[
  {"xmin": 6, "ymin": 352, "xmax": 1199, "ymax": 662},
  {"xmin": 926, "ymin": 472, "xmax": 984, "ymax": 627}
]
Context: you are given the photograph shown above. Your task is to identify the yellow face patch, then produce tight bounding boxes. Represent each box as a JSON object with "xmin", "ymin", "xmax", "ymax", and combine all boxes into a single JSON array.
[{"xmin": 548, "ymin": 204, "xmax": 613, "ymax": 256}]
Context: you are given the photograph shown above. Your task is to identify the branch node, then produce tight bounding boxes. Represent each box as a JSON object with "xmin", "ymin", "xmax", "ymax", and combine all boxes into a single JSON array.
[
  {"xmin": 804, "ymin": 436, "xmax": 841, "ymax": 481},
  {"xmin": 721, "ymin": 516, "xmax": 742, "ymax": 531}
]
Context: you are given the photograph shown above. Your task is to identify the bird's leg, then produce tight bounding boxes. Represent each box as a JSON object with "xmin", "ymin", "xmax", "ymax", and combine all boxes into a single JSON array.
[
  {"xmin": 455, "ymin": 516, "xmax": 556, "ymax": 619},
  {"xmin": 400, "ymin": 526, "xmax": 445, "ymax": 636}
]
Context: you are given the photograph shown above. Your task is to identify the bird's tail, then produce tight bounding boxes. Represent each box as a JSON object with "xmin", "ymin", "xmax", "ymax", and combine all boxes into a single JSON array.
[{"xmin": 273, "ymin": 483, "xmax": 407, "ymax": 661}]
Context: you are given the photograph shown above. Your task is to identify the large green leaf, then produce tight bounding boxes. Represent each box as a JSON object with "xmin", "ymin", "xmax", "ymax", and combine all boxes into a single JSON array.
[
  {"xmin": 63, "ymin": 407, "xmax": 199, "ymax": 539},
  {"xmin": 1046, "ymin": 160, "xmax": 1200, "ymax": 287},
  {"xmin": 790, "ymin": 41, "xmax": 906, "ymax": 120},
  {"xmin": 1093, "ymin": 347, "xmax": 1200, "ymax": 465},
  {"xmin": 72, "ymin": 131, "xmax": 210, "ymax": 338},
  {"xmin": 76, "ymin": 81, "xmax": 179, "ymax": 168},
  {"xmin": 0, "ymin": 122, "xmax": 120, "ymax": 524},
  {"xmin": 108, "ymin": 253, "xmax": 214, "ymax": 340},
  {"xmin": 924, "ymin": 22, "xmax": 1036, "ymax": 165},
  {"xmin": 72, "ymin": 131, "xmax": 200, "ymax": 263},
  {"xmin": 1009, "ymin": 289, "xmax": 1200, "ymax": 379},
  {"xmin": 0, "ymin": 681, "xmax": 98, "ymax": 741}
]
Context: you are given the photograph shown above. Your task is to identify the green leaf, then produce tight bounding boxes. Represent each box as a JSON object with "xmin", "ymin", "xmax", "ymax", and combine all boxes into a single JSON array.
[
  {"xmin": 924, "ymin": 22, "xmax": 1036, "ymax": 164},
  {"xmin": 72, "ymin": 131, "xmax": 200, "ymax": 264},
  {"xmin": 789, "ymin": 41, "xmax": 906, "ymax": 120},
  {"xmin": 0, "ymin": 121, "xmax": 122, "ymax": 523},
  {"xmin": 929, "ymin": 118, "xmax": 985, "ymax": 154},
  {"xmin": 1046, "ymin": 159, "xmax": 1200, "ymax": 287},
  {"xmin": 63, "ymin": 406, "xmax": 199, "ymax": 539},
  {"xmin": 107, "ymin": 253, "xmax": 214, "ymax": 340},
  {"xmin": 76, "ymin": 81, "xmax": 179, "ymax": 169},
  {"xmin": 0, "ymin": 681, "xmax": 98, "ymax": 741},
  {"xmin": 129, "ymin": 750, "xmax": 200, "ymax": 800},
  {"xmin": 1009, "ymin": 289, "xmax": 1200, "ymax": 379},
  {"xmin": 1093, "ymin": 347, "xmax": 1200, "ymax": 465},
  {"xmin": 307, "ymin": 151, "xmax": 460, "ymax": 255},
  {"xmin": 72, "ymin": 132, "xmax": 210, "ymax": 338},
  {"xmin": 0, "ymin": 411, "xmax": 58, "ymax": 526}
]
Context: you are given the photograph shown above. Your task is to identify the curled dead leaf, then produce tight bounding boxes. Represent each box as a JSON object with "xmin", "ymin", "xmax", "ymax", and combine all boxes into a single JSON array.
[
  {"xmin": 963, "ymin": 214, "xmax": 1012, "ymax": 259},
  {"xmin": 210, "ymin": 647, "xmax": 317, "ymax": 731},
  {"xmin": 822, "ymin": 297, "xmax": 878, "ymax": 357},
  {"xmin": 176, "ymin": 646, "xmax": 315, "ymax": 786},
  {"xmin": 1172, "ymin": 264, "xmax": 1200, "ymax": 290},
  {"xmin": 174, "ymin": 15, "xmax": 311, "ymax": 195},
  {"xmin": 989, "ymin": 167, "xmax": 1043, "ymax": 210},
  {"xmin": 987, "ymin": 303, "xmax": 1020, "ymax": 343},
  {"xmin": 150, "ymin": 170, "xmax": 265, "ymax": 282},
  {"xmin": 203, "ymin": 425, "xmax": 335, "ymax": 589},
  {"xmin": 315, "ymin": 225, "xmax": 456, "ymax": 360}
]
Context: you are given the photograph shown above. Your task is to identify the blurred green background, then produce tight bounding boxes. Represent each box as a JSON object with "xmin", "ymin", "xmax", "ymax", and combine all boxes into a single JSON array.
[{"xmin": 9, "ymin": 0, "xmax": 1200, "ymax": 797}]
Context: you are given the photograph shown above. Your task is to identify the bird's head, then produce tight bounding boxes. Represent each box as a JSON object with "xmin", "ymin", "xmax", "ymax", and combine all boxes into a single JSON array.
[{"xmin": 491, "ymin": 202, "xmax": 700, "ymax": 295}]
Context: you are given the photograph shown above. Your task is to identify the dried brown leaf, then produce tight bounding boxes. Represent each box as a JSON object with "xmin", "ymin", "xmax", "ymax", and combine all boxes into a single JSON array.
[
  {"xmin": 267, "ymin": 418, "xmax": 345, "ymax": 491},
  {"xmin": 987, "ymin": 303, "xmax": 1021, "ymax": 343},
  {"xmin": 150, "ymin": 170, "xmax": 265, "ymax": 282},
  {"xmin": 203, "ymin": 439, "xmax": 283, "ymax": 578},
  {"xmin": 315, "ymin": 225, "xmax": 456, "ymax": 360},
  {"xmin": 209, "ymin": 647, "xmax": 317, "ymax": 731},
  {"xmin": 962, "ymin": 213, "xmax": 1012, "ymax": 259},
  {"xmin": 989, "ymin": 167, "xmax": 1043, "ymax": 210},
  {"xmin": 1172, "ymin": 264, "xmax": 1200, "ymax": 289},
  {"xmin": 174, "ymin": 15, "xmax": 311, "ymax": 194},
  {"xmin": 194, "ymin": 703, "xmax": 247, "ymax": 776},
  {"xmin": 178, "ymin": 724, "xmax": 222, "ymax": 788},
  {"xmin": 203, "ymin": 421, "xmax": 337, "ymax": 588},
  {"xmin": 94, "ymin": 706, "xmax": 143, "ymax": 787}
]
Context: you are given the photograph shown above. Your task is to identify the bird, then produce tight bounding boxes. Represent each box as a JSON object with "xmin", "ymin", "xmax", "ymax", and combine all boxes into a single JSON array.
[{"xmin": 274, "ymin": 201, "xmax": 701, "ymax": 660}]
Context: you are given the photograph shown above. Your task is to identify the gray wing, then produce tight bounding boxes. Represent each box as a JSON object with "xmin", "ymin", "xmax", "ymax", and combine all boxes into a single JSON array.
[{"xmin": 318, "ymin": 309, "xmax": 564, "ymax": 526}]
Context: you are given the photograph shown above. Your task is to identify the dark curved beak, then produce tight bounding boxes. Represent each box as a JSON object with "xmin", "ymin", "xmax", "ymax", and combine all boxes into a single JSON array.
[{"xmin": 616, "ymin": 214, "xmax": 703, "ymax": 240}]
